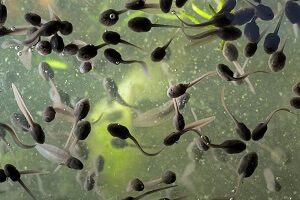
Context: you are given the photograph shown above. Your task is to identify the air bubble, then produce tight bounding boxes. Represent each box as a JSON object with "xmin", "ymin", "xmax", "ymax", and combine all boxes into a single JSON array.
[
  {"xmin": 17, "ymin": 51, "xmax": 22, "ymax": 56},
  {"xmin": 15, "ymin": 46, "xmax": 20, "ymax": 50},
  {"xmin": 10, "ymin": 26, "xmax": 16, "ymax": 31}
]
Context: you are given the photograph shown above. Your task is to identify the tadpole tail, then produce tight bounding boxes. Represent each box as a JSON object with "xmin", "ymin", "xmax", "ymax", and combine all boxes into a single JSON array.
[
  {"xmin": 18, "ymin": 179, "xmax": 37, "ymax": 200},
  {"xmin": 0, "ymin": 123, "xmax": 36, "ymax": 149},
  {"xmin": 188, "ymin": 71, "xmax": 217, "ymax": 87},
  {"xmin": 172, "ymin": 10, "xmax": 212, "ymax": 27},
  {"xmin": 129, "ymin": 136, "xmax": 164, "ymax": 156},
  {"xmin": 120, "ymin": 39, "xmax": 144, "ymax": 51},
  {"xmin": 96, "ymin": 43, "xmax": 108, "ymax": 50},
  {"xmin": 135, "ymin": 185, "xmax": 178, "ymax": 200},
  {"xmin": 265, "ymin": 107, "xmax": 297, "ymax": 124},
  {"xmin": 236, "ymin": 70, "xmax": 270, "ymax": 80},
  {"xmin": 126, "ymin": 60, "xmax": 149, "ymax": 77},
  {"xmin": 19, "ymin": 170, "xmax": 50, "ymax": 175},
  {"xmin": 220, "ymin": 86, "xmax": 239, "ymax": 124}
]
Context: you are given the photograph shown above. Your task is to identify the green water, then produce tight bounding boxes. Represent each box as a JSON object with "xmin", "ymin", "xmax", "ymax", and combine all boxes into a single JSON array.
[{"xmin": 0, "ymin": 0, "xmax": 299, "ymax": 199}]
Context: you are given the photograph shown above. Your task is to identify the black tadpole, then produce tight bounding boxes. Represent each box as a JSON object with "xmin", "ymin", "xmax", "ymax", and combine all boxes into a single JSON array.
[
  {"xmin": 128, "ymin": 17, "xmax": 180, "ymax": 33},
  {"xmin": 102, "ymin": 31, "xmax": 143, "ymax": 50},
  {"xmin": 104, "ymin": 48, "xmax": 149, "ymax": 76},
  {"xmin": 167, "ymin": 71, "xmax": 216, "ymax": 98},
  {"xmin": 107, "ymin": 123, "xmax": 164, "ymax": 156},
  {"xmin": 0, "ymin": 2, "xmax": 7, "ymax": 26},
  {"xmin": 151, "ymin": 29, "xmax": 179, "ymax": 62},
  {"xmin": 122, "ymin": 185, "xmax": 178, "ymax": 200},
  {"xmin": 42, "ymin": 106, "xmax": 56, "ymax": 122},
  {"xmin": 251, "ymin": 108, "xmax": 296, "ymax": 141},
  {"xmin": 172, "ymin": 98, "xmax": 185, "ymax": 131},
  {"xmin": 290, "ymin": 97, "xmax": 300, "ymax": 109},
  {"xmin": 292, "ymin": 82, "xmax": 300, "ymax": 96},
  {"xmin": 99, "ymin": 9, "xmax": 128, "ymax": 26},
  {"xmin": 220, "ymin": 86, "xmax": 251, "ymax": 141},
  {"xmin": 216, "ymin": 63, "xmax": 269, "ymax": 82},
  {"xmin": 24, "ymin": 12, "xmax": 42, "ymax": 26},
  {"xmin": 208, "ymin": 139, "xmax": 247, "ymax": 154},
  {"xmin": 77, "ymin": 43, "xmax": 108, "ymax": 61}
]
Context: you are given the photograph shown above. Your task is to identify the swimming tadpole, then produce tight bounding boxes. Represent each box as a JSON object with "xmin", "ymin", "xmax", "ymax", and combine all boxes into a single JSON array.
[
  {"xmin": 151, "ymin": 29, "xmax": 179, "ymax": 62},
  {"xmin": 122, "ymin": 185, "xmax": 178, "ymax": 200},
  {"xmin": 10, "ymin": 112, "xmax": 30, "ymax": 132},
  {"xmin": 107, "ymin": 123, "xmax": 164, "ymax": 156},
  {"xmin": 38, "ymin": 62, "xmax": 55, "ymax": 81},
  {"xmin": 251, "ymin": 107, "xmax": 296, "ymax": 141},
  {"xmin": 167, "ymin": 71, "xmax": 217, "ymax": 98},
  {"xmin": 125, "ymin": 0, "xmax": 160, "ymax": 10},
  {"xmin": 35, "ymin": 40, "xmax": 52, "ymax": 56},
  {"xmin": 77, "ymin": 43, "xmax": 108, "ymax": 61},
  {"xmin": 172, "ymin": 97, "xmax": 185, "ymax": 131},
  {"xmin": 93, "ymin": 155, "xmax": 105, "ymax": 176},
  {"xmin": 99, "ymin": 9, "xmax": 128, "ymax": 26},
  {"xmin": 216, "ymin": 63, "xmax": 269, "ymax": 82},
  {"xmin": 103, "ymin": 77, "xmax": 139, "ymax": 109},
  {"xmin": 208, "ymin": 139, "xmax": 247, "ymax": 154},
  {"xmin": 102, "ymin": 30, "xmax": 143, "ymax": 50},
  {"xmin": 263, "ymin": 168, "xmax": 281, "ymax": 192},
  {"xmin": 103, "ymin": 48, "xmax": 149, "ymax": 76},
  {"xmin": 128, "ymin": 17, "xmax": 180, "ymax": 32},
  {"xmin": 220, "ymin": 86, "xmax": 251, "ymax": 141},
  {"xmin": 127, "ymin": 170, "xmax": 176, "ymax": 192},
  {"xmin": 79, "ymin": 61, "xmax": 93, "ymax": 74}
]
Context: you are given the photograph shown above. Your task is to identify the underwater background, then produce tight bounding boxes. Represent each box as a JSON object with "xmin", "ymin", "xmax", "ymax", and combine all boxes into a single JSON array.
[{"xmin": 0, "ymin": 0, "xmax": 299, "ymax": 199}]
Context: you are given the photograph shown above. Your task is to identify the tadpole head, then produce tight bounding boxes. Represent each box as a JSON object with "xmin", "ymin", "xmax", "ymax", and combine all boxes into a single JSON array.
[
  {"xmin": 237, "ymin": 152, "xmax": 258, "ymax": 178},
  {"xmin": 161, "ymin": 170, "xmax": 176, "ymax": 184},
  {"xmin": 167, "ymin": 84, "xmax": 188, "ymax": 98},
  {"xmin": 42, "ymin": 106, "xmax": 56, "ymax": 122},
  {"xmin": 235, "ymin": 123, "xmax": 251, "ymax": 141},
  {"xmin": 4, "ymin": 164, "xmax": 20, "ymax": 182},
  {"xmin": 74, "ymin": 120, "xmax": 91, "ymax": 140},
  {"xmin": 99, "ymin": 9, "xmax": 120, "ymax": 26},
  {"xmin": 30, "ymin": 123, "xmax": 45, "ymax": 144},
  {"xmin": 127, "ymin": 178, "xmax": 145, "ymax": 191},
  {"xmin": 251, "ymin": 122, "xmax": 268, "ymax": 141},
  {"xmin": 59, "ymin": 21, "xmax": 73, "ymax": 35},
  {"xmin": 107, "ymin": 123, "xmax": 131, "ymax": 140},
  {"xmin": 66, "ymin": 157, "xmax": 84, "ymax": 170},
  {"xmin": 151, "ymin": 47, "xmax": 166, "ymax": 62},
  {"xmin": 244, "ymin": 42, "xmax": 257, "ymax": 58},
  {"xmin": 163, "ymin": 132, "xmax": 181, "ymax": 146},
  {"xmin": 74, "ymin": 98, "xmax": 90, "ymax": 121}
]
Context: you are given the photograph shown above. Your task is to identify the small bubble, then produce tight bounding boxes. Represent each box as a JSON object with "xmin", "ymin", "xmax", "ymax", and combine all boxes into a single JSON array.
[
  {"xmin": 10, "ymin": 26, "xmax": 16, "ymax": 31},
  {"xmin": 17, "ymin": 51, "xmax": 22, "ymax": 56},
  {"xmin": 231, "ymin": 189, "xmax": 236, "ymax": 193},
  {"xmin": 15, "ymin": 46, "xmax": 20, "ymax": 50},
  {"xmin": 115, "ymin": 61, "xmax": 120, "ymax": 65}
]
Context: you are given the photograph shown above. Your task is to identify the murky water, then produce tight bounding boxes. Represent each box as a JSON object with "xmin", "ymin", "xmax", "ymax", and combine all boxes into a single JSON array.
[{"xmin": 0, "ymin": 0, "xmax": 299, "ymax": 199}]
